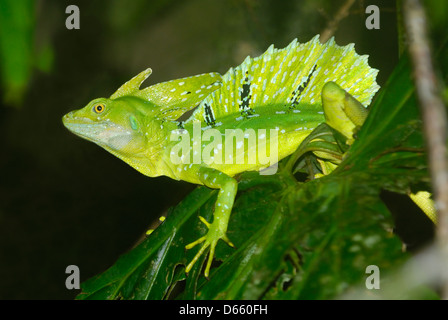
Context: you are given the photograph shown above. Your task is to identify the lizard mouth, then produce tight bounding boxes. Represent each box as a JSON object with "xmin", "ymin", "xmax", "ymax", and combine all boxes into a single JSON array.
[
  {"xmin": 62, "ymin": 112, "xmax": 133, "ymax": 150},
  {"xmin": 63, "ymin": 112, "xmax": 101, "ymax": 142}
]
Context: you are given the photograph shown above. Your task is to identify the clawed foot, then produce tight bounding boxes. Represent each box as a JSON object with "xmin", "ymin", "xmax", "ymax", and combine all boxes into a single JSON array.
[{"xmin": 185, "ymin": 216, "xmax": 234, "ymax": 278}]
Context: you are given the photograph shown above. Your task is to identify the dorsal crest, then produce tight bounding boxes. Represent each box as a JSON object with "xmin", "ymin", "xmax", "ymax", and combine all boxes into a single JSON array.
[{"xmin": 185, "ymin": 35, "xmax": 379, "ymax": 126}]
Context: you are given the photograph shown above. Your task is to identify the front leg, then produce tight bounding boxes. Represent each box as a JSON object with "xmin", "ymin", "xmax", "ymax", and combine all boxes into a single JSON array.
[
  {"xmin": 321, "ymin": 82, "xmax": 436, "ymax": 224},
  {"xmin": 185, "ymin": 167, "xmax": 237, "ymax": 277}
]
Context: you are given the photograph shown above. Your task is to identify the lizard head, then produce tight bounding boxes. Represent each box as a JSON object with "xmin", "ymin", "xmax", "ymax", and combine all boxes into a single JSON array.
[
  {"xmin": 62, "ymin": 96, "xmax": 152, "ymax": 158},
  {"xmin": 62, "ymin": 68, "xmax": 184, "ymax": 178}
]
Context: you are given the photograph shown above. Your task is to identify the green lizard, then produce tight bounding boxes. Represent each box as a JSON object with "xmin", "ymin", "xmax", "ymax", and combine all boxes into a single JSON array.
[{"xmin": 62, "ymin": 35, "xmax": 433, "ymax": 278}]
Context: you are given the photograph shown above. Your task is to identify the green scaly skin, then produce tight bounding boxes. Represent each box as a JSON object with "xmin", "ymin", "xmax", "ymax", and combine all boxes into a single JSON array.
[{"xmin": 63, "ymin": 36, "xmax": 390, "ymax": 278}]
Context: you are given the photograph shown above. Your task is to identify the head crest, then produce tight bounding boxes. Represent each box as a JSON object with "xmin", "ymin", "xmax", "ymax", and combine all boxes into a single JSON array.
[
  {"xmin": 110, "ymin": 68, "xmax": 153, "ymax": 99},
  {"xmin": 110, "ymin": 68, "xmax": 222, "ymax": 122}
]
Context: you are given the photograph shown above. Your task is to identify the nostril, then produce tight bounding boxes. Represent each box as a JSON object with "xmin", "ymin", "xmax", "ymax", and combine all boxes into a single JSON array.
[{"xmin": 62, "ymin": 111, "xmax": 76, "ymax": 126}]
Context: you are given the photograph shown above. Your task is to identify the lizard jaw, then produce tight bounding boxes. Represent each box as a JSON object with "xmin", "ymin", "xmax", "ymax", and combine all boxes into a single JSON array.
[{"xmin": 62, "ymin": 112, "xmax": 134, "ymax": 151}]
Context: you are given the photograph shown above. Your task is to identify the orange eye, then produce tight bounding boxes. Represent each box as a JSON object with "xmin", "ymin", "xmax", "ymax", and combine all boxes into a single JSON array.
[{"xmin": 93, "ymin": 104, "xmax": 105, "ymax": 114}]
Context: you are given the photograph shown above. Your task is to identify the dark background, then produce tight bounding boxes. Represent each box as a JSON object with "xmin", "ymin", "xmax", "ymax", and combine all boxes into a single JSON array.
[{"xmin": 0, "ymin": 0, "xmax": 402, "ymax": 299}]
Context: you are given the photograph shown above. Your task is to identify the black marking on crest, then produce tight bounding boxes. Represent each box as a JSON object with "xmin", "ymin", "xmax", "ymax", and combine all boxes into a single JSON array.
[
  {"xmin": 204, "ymin": 103, "xmax": 216, "ymax": 126},
  {"xmin": 239, "ymin": 71, "xmax": 255, "ymax": 117},
  {"xmin": 289, "ymin": 64, "xmax": 317, "ymax": 109}
]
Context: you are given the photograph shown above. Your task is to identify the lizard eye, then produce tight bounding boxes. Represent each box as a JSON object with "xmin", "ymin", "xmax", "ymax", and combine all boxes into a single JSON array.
[{"xmin": 93, "ymin": 104, "xmax": 105, "ymax": 114}]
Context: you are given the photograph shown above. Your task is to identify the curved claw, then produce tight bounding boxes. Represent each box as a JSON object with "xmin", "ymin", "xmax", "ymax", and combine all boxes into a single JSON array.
[
  {"xmin": 185, "ymin": 235, "xmax": 206, "ymax": 250},
  {"xmin": 198, "ymin": 216, "xmax": 211, "ymax": 228},
  {"xmin": 184, "ymin": 216, "xmax": 234, "ymax": 277},
  {"xmin": 222, "ymin": 234, "xmax": 235, "ymax": 248},
  {"xmin": 185, "ymin": 240, "xmax": 212, "ymax": 276}
]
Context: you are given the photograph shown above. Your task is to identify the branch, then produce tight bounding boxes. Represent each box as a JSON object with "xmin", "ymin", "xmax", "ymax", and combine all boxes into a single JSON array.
[
  {"xmin": 320, "ymin": 0, "xmax": 357, "ymax": 43},
  {"xmin": 403, "ymin": 0, "xmax": 448, "ymax": 299}
]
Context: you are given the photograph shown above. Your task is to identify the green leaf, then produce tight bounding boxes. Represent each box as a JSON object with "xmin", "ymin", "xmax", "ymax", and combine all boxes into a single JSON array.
[
  {"xmin": 77, "ymin": 187, "xmax": 217, "ymax": 300},
  {"xmin": 0, "ymin": 0, "xmax": 35, "ymax": 106}
]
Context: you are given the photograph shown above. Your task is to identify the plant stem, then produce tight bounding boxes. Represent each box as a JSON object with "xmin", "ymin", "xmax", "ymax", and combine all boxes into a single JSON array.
[
  {"xmin": 403, "ymin": 0, "xmax": 448, "ymax": 299},
  {"xmin": 320, "ymin": 0, "xmax": 357, "ymax": 43}
]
